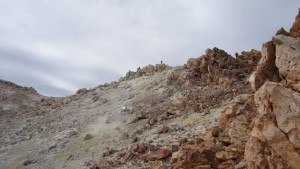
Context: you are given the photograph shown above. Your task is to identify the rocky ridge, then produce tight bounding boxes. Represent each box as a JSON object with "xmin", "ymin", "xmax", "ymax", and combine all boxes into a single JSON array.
[{"xmin": 0, "ymin": 10, "xmax": 299, "ymax": 169}]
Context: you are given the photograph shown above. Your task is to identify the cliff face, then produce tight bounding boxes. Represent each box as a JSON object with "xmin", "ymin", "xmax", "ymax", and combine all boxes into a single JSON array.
[
  {"xmin": 0, "ymin": 11, "xmax": 299, "ymax": 169},
  {"xmin": 245, "ymin": 12, "xmax": 300, "ymax": 169}
]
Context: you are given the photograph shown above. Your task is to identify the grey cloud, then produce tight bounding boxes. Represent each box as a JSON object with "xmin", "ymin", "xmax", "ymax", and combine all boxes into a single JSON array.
[
  {"xmin": 0, "ymin": 65, "xmax": 72, "ymax": 96},
  {"xmin": 0, "ymin": 46, "xmax": 121, "ymax": 96},
  {"xmin": 0, "ymin": 0, "xmax": 298, "ymax": 96}
]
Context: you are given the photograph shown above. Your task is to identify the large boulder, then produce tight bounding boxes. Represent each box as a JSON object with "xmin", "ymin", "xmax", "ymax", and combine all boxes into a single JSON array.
[
  {"xmin": 273, "ymin": 35, "xmax": 300, "ymax": 92},
  {"xmin": 245, "ymin": 82, "xmax": 300, "ymax": 169},
  {"xmin": 249, "ymin": 41, "xmax": 280, "ymax": 91}
]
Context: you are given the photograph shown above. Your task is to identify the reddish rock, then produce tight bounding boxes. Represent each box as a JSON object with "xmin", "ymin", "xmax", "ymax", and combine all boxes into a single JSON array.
[
  {"xmin": 215, "ymin": 151, "xmax": 239, "ymax": 160},
  {"xmin": 276, "ymin": 27, "xmax": 290, "ymax": 36},
  {"xmin": 249, "ymin": 41, "xmax": 280, "ymax": 91},
  {"xmin": 157, "ymin": 125, "xmax": 170, "ymax": 134},
  {"xmin": 156, "ymin": 148, "xmax": 171, "ymax": 160},
  {"xmin": 170, "ymin": 152, "xmax": 179, "ymax": 164},
  {"xmin": 171, "ymin": 142, "xmax": 224, "ymax": 168},
  {"xmin": 140, "ymin": 153, "xmax": 155, "ymax": 162},
  {"xmin": 203, "ymin": 126, "xmax": 220, "ymax": 142},
  {"xmin": 147, "ymin": 117, "xmax": 156, "ymax": 125},
  {"xmin": 245, "ymin": 82, "xmax": 300, "ymax": 169},
  {"xmin": 185, "ymin": 47, "xmax": 260, "ymax": 87},
  {"xmin": 218, "ymin": 160, "xmax": 236, "ymax": 169},
  {"xmin": 198, "ymin": 102, "xmax": 206, "ymax": 110},
  {"xmin": 290, "ymin": 9, "xmax": 300, "ymax": 38},
  {"xmin": 218, "ymin": 106, "xmax": 236, "ymax": 125}
]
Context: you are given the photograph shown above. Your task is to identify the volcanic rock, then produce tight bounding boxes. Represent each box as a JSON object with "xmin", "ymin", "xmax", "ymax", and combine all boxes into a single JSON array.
[
  {"xmin": 273, "ymin": 34, "xmax": 300, "ymax": 92},
  {"xmin": 245, "ymin": 82, "xmax": 300, "ymax": 169},
  {"xmin": 290, "ymin": 9, "xmax": 300, "ymax": 38}
]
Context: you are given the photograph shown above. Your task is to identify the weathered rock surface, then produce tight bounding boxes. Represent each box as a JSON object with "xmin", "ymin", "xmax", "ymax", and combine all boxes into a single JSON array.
[
  {"xmin": 1, "ymin": 9, "xmax": 299, "ymax": 169},
  {"xmin": 245, "ymin": 82, "xmax": 300, "ymax": 169},
  {"xmin": 246, "ymin": 11, "xmax": 300, "ymax": 169},
  {"xmin": 184, "ymin": 47, "xmax": 260, "ymax": 87},
  {"xmin": 122, "ymin": 63, "xmax": 170, "ymax": 80},
  {"xmin": 273, "ymin": 34, "xmax": 300, "ymax": 92},
  {"xmin": 290, "ymin": 9, "xmax": 300, "ymax": 38},
  {"xmin": 249, "ymin": 41, "xmax": 280, "ymax": 91}
]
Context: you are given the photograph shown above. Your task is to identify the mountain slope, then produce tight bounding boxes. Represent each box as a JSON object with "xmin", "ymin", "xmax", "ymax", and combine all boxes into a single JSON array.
[
  {"xmin": 0, "ymin": 11, "xmax": 299, "ymax": 169},
  {"xmin": 0, "ymin": 48, "xmax": 259, "ymax": 169}
]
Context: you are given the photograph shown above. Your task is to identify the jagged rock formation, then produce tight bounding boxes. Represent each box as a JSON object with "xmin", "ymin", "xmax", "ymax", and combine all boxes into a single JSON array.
[
  {"xmin": 184, "ymin": 48, "xmax": 260, "ymax": 86},
  {"xmin": 290, "ymin": 9, "xmax": 300, "ymax": 38},
  {"xmin": 0, "ymin": 10, "xmax": 299, "ymax": 169},
  {"xmin": 121, "ymin": 63, "xmax": 170, "ymax": 81},
  {"xmin": 248, "ymin": 41, "xmax": 281, "ymax": 91},
  {"xmin": 274, "ymin": 35, "xmax": 300, "ymax": 92},
  {"xmin": 245, "ymin": 12, "xmax": 300, "ymax": 169},
  {"xmin": 245, "ymin": 82, "xmax": 300, "ymax": 168}
]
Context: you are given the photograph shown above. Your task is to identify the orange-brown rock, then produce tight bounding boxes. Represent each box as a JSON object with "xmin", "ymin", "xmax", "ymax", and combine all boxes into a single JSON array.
[
  {"xmin": 140, "ymin": 153, "xmax": 156, "ymax": 162},
  {"xmin": 171, "ymin": 141, "xmax": 224, "ymax": 168},
  {"xmin": 186, "ymin": 47, "xmax": 260, "ymax": 87},
  {"xmin": 215, "ymin": 151, "xmax": 239, "ymax": 160},
  {"xmin": 157, "ymin": 125, "xmax": 170, "ymax": 134},
  {"xmin": 290, "ymin": 9, "xmax": 300, "ymax": 38},
  {"xmin": 218, "ymin": 106, "xmax": 236, "ymax": 125},
  {"xmin": 245, "ymin": 82, "xmax": 300, "ymax": 169},
  {"xmin": 249, "ymin": 41, "xmax": 280, "ymax": 91},
  {"xmin": 147, "ymin": 116, "xmax": 156, "ymax": 125},
  {"xmin": 156, "ymin": 148, "xmax": 171, "ymax": 160},
  {"xmin": 218, "ymin": 160, "xmax": 236, "ymax": 169},
  {"xmin": 148, "ymin": 161, "xmax": 165, "ymax": 169},
  {"xmin": 276, "ymin": 27, "xmax": 290, "ymax": 36},
  {"xmin": 198, "ymin": 102, "xmax": 206, "ymax": 110}
]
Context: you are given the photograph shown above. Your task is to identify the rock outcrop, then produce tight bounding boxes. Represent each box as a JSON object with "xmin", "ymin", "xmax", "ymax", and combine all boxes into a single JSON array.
[
  {"xmin": 1, "ymin": 9, "xmax": 300, "ymax": 169},
  {"xmin": 248, "ymin": 41, "xmax": 280, "ymax": 91},
  {"xmin": 290, "ymin": 9, "xmax": 300, "ymax": 38},
  {"xmin": 273, "ymin": 35, "xmax": 300, "ymax": 92},
  {"xmin": 184, "ymin": 48, "xmax": 261, "ymax": 87},
  {"xmin": 245, "ymin": 82, "xmax": 300, "ymax": 168},
  {"xmin": 90, "ymin": 11, "xmax": 300, "ymax": 169},
  {"xmin": 246, "ymin": 10, "xmax": 300, "ymax": 169},
  {"xmin": 121, "ymin": 63, "xmax": 170, "ymax": 80}
]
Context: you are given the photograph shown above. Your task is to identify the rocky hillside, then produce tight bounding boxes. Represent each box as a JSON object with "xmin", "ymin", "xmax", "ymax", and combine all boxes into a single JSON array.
[{"xmin": 0, "ymin": 11, "xmax": 299, "ymax": 169}]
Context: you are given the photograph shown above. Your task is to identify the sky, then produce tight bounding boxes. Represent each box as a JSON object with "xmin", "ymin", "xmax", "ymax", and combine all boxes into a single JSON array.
[{"xmin": 0, "ymin": 0, "xmax": 298, "ymax": 96}]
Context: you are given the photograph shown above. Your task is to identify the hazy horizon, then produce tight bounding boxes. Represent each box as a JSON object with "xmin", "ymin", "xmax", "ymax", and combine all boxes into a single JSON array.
[{"xmin": 0, "ymin": 0, "xmax": 298, "ymax": 96}]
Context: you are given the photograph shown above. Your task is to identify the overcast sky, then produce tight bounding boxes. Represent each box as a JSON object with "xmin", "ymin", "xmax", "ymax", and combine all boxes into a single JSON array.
[{"xmin": 0, "ymin": 1, "xmax": 298, "ymax": 96}]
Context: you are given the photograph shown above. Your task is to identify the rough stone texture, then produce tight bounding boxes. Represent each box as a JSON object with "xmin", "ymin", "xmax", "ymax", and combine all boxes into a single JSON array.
[
  {"xmin": 76, "ymin": 88, "xmax": 88, "ymax": 95},
  {"xmin": 121, "ymin": 63, "xmax": 170, "ymax": 80},
  {"xmin": 290, "ymin": 9, "xmax": 300, "ymax": 38},
  {"xmin": 171, "ymin": 142, "xmax": 223, "ymax": 169},
  {"xmin": 273, "ymin": 35, "xmax": 300, "ymax": 92},
  {"xmin": 245, "ymin": 82, "xmax": 300, "ymax": 169},
  {"xmin": 276, "ymin": 27, "xmax": 290, "ymax": 36},
  {"xmin": 171, "ymin": 94, "xmax": 256, "ymax": 169},
  {"xmin": 156, "ymin": 148, "xmax": 171, "ymax": 160},
  {"xmin": 185, "ymin": 47, "xmax": 261, "ymax": 87},
  {"xmin": 249, "ymin": 41, "xmax": 280, "ymax": 91},
  {"xmin": 1, "ymin": 9, "xmax": 300, "ymax": 169},
  {"xmin": 246, "ymin": 12, "xmax": 300, "ymax": 169}
]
